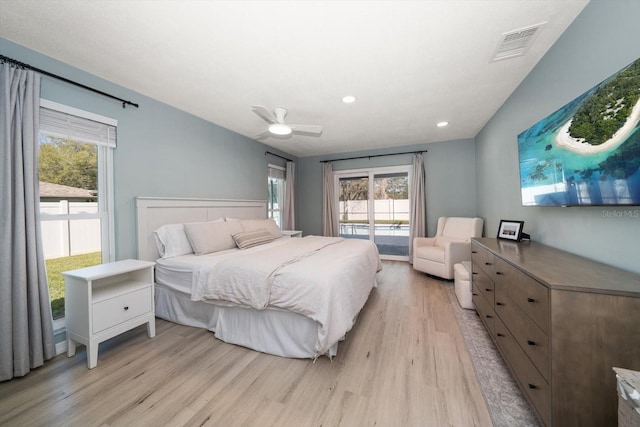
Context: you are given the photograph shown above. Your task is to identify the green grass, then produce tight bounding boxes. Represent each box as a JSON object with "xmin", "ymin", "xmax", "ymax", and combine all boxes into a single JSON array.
[{"xmin": 46, "ymin": 252, "xmax": 102, "ymax": 319}]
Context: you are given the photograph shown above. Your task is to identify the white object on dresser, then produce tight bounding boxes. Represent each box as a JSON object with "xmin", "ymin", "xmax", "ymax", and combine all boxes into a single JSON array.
[
  {"xmin": 63, "ymin": 259, "xmax": 156, "ymax": 369},
  {"xmin": 281, "ymin": 230, "xmax": 302, "ymax": 238}
]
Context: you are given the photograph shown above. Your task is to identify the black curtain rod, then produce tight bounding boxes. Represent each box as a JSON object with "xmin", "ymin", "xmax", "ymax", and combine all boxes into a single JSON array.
[
  {"xmin": 0, "ymin": 54, "xmax": 139, "ymax": 109},
  {"xmin": 265, "ymin": 151, "xmax": 293, "ymax": 162},
  {"xmin": 320, "ymin": 149, "xmax": 427, "ymax": 163}
]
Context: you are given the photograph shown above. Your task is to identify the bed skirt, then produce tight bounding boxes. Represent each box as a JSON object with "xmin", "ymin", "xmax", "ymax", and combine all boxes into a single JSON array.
[{"xmin": 154, "ymin": 283, "xmax": 338, "ymax": 358}]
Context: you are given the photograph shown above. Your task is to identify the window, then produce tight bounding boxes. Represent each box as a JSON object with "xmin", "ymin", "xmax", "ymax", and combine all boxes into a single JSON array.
[
  {"xmin": 335, "ymin": 165, "xmax": 411, "ymax": 261},
  {"xmin": 39, "ymin": 100, "xmax": 115, "ymax": 321},
  {"xmin": 268, "ymin": 164, "xmax": 286, "ymax": 228}
]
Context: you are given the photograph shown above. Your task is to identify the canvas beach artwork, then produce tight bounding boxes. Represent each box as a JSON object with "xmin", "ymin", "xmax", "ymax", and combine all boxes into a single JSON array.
[{"xmin": 518, "ymin": 58, "xmax": 640, "ymax": 206}]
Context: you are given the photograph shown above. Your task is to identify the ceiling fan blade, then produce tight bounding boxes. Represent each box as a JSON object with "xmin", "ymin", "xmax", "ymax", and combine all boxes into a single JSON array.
[
  {"xmin": 255, "ymin": 130, "xmax": 271, "ymax": 141},
  {"xmin": 251, "ymin": 105, "xmax": 276, "ymax": 124},
  {"xmin": 255, "ymin": 130, "xmax": 293, "ymax": 141},
  {"xmin": 290, "ymin": 124, "xmax": 323, "ymax": 135}
]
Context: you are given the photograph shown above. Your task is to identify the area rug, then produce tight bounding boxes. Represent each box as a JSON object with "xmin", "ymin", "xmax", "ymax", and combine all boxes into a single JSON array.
[{"xmin": 443, "ymin": 282, "xmax": 540, "ymax": 427}]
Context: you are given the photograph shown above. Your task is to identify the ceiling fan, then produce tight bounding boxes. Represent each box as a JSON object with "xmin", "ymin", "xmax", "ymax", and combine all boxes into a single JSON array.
[{"xmin": 251, "ymin": 106, "xmax": 323, "ymax": 139}]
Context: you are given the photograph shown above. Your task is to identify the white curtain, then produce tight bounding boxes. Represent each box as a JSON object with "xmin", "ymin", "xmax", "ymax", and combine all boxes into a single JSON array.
[
  {"xmin": 322, "ymin": 162, "xmax": 338, "ymax": 237},
  {"xmin": 409, "ymin": 153, "xmax": 426, "ymax": 263},
  {"xmin": 1, "ymin": 63, "xmax": 56, "ymax": 381},
  {"xmin": 283, "ymin": 161, "xmax": 295, "ymax": 230}
]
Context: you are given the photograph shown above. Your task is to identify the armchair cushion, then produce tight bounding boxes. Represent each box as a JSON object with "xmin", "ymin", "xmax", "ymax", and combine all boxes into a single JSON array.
[{"xmin": 415, "ymin": 245, "xmax": 445, "ymax": 263}]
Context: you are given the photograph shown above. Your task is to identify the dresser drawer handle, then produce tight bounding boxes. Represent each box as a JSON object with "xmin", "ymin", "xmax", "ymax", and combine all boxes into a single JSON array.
[
  {"xmin": 527, "ymin": 297, "xmax": 535, "ymax": 303},
  {"xmin": 485, "ymin": 262, "xmax": 492, "ymax": 266},
  {"xmin": 472, "ymin": 293, "xmax": 478, "ymax": 296},
  {"xmin": 497, "ymin": 333, "xmax": 505, "ymax": 337},
  {"xmin": 124, "ymin": 306, "xmax": 129, "ymax": 311},
  {"xmin": 496, "ymin": 302, "xmax": 504, "ymax": 306},
  {"xmin": 527, "ymin": 340, "xmax": 536, "ymax": 346},
  {"xmin": 528, "ymin": 384, "xmax": 538, "ymax": 389},
  {"xmin": 485, "ymin": 288, "xmax": 492, "ymax": 292},
  {"xmin": 496, "ymin": 271, "xmax": 503, "ymax": 275},
  {"xmin": 472, "ymin": 272, "xmax": 478, "ymax": 275},
  {"xmin": 485, "ymin": 315, "xmax": 493, "ymax": 319},
  {"xmin": 472, "ymin": 251, "xmax": 477, "ymax": 254}
]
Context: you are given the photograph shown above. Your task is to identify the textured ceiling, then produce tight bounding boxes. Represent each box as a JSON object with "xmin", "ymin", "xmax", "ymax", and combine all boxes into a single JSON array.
[{"xmin": 0, "ymin": 1, "xmax": 589, "ymax": 157}]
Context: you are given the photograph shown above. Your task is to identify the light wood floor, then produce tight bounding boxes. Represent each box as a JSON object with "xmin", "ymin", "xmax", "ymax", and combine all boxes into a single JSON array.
[{"xmin": 0, "ymin": 261, "xmax": 492, "ymax": 427}]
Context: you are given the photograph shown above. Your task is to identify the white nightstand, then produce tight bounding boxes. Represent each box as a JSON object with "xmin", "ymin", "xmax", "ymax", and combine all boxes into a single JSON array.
[
  {"xmin": 282, "ymin": 230, "xmax": 303, "ymax": 238},
  {"xmin": 63, "ymin": 259, "xmax": 156, "ymax": 369}
]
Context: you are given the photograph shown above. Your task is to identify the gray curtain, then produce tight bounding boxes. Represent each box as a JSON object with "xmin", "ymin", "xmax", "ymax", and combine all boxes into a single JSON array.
[
  {"xmin": 1, "ymin": 63, "xmax": 56, "ymax": 381},
  {"xmin": 409, "ymin": 153, "xmax": 426, "ymax": 263},
  {"xmin": 322, "ymin": 162, "xmax": 338, "ymax": 237},
  {"xmin": 283, "ymin": 161, "xmax": 295, "ymax": 230}
]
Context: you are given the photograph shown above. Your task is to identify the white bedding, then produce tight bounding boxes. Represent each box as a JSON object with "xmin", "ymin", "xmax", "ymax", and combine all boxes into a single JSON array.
[
  {"xmin": 164, "ymin": 236, "xmax": 381, "ymax": 357},
  {"xmin": 155, "ymin": 247, "xmax": 241, "ymax": 293}
]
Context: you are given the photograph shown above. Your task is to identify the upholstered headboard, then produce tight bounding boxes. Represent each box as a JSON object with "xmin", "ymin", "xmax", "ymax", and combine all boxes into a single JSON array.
[{"xmin": 135, "ymin": 197, "xmax": 267, "ymax": 261}]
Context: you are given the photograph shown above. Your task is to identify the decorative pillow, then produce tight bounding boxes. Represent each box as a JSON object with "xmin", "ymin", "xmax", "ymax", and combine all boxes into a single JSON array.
[
  {"xmin": 239, "ymin": 218, "xmax": 282, "ymax": 238},
  {"xmin": 232, "ymin": 229, "xmax": 275, "ymax": 249},
  {"xmin": 183, "ymin": 220, "xmax": 243, "ymax": 255},
  {"xmin": 153, "ymin": 223, "xmax": 193, "ymax": 258}
]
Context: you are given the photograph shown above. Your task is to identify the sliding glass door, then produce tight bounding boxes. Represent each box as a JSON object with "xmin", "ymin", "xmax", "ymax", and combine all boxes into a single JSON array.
[
  {"xmin": 336, "ymin": 166, "xmax": 411, "ymax": 260},
  {"xmin": 338, "ymin": 174, "xmax": 370, "ymax": 240},
  {"xmin": 373, "ymin": 172, "xmax": 409, "ymax": 257}
]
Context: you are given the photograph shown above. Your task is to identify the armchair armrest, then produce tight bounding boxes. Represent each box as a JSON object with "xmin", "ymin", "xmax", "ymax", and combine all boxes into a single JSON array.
[
  {"xmin": 444, "ymin": 241, "xmax": 472, "ymax": 265},
  {"xmin": 413, "ymin": 237, "xmax": 437, "ymax": 248}
]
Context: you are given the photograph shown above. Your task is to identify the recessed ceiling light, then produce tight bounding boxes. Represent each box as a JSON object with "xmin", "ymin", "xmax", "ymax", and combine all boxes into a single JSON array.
[
  {"xmin": 342, "ymin": 95, "xmax": 356, "ymax": 104},
  {"xmin": 268, "ymin": 123, "xmax": 292, "ymax": 135},
  {"xmin": 437, "ymin": 121, "xmax": 449, "ymax": 127}
]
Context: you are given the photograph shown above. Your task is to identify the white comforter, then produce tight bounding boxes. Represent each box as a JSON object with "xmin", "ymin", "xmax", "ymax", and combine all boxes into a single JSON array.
[{"xmin": 191, "ymin": 236, "xmax": 381, "ymax": 356}]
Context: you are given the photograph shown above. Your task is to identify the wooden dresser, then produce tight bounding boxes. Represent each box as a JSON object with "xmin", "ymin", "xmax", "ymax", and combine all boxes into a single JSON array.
[{"xmin": 471, "ymin": 238, "xmax": 640, "ymax": 427}]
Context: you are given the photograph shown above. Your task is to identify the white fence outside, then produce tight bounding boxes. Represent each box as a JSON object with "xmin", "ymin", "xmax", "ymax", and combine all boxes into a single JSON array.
[
  {"xmin": 40, "ymin": 201, "xmax": 101, "ymax": 260},
  {"xmin": 338, "ymin": 199, "xmax": 409, "ymax": 222}
]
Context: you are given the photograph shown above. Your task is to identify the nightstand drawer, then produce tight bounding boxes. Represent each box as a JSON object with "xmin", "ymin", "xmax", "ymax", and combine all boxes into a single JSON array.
[{"xmin": 92, "ymin": 287, "xmax": 152, "ymax": 334}]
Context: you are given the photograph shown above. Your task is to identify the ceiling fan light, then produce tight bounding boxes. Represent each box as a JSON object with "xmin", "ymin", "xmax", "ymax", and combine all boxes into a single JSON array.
[
  {"xmin": 342, "ymin": 95, "xmax": 356, "ymax": 104},
  {"xmin": 437, "ymin": 121, "xmax": 449, "ymax": 127},
  {"xmin": 269, "ymin": 123, "xmax": 292, "ymax": 135}
]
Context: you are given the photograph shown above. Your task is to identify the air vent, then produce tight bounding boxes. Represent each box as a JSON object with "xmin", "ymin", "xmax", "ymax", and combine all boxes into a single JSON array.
[{"xmin": 491, "ymin": 22, "xmax": 547, "ymax": 62}]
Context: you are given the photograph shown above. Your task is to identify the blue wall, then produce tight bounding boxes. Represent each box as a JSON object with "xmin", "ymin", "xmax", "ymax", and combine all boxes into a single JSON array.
[
  {"xmin": 297, "ymin": 139, "xmax": 477, "ymax": 237},
  {"xmin": 0, "ymin": 38, "xmax": 296, "ymax": 260},
  {"xmin": 475, "ymin": 0, "xmax": 640, "ymax": 274},
  {"xmin": 3, "ymin": 0, "xmax": 639, "ymax": 275}
]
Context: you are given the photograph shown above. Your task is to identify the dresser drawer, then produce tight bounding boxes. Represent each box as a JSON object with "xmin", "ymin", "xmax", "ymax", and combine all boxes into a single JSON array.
[
  {"xmin": 494, "ymin": 258, "xmax": 549, "ymax": 333},
  {"xmin": 494, "ymin": 316, "xmax": 550, "ymax": 426},
  {"xmin": 495, "ymin": 290, "xmax": 550, "ymax": 381},
  {"xmin": 472, "ymin": 263, "xmax": 494, "ymax": 306},
  {"xmin": 473, "ymin": 283, "xmax": 495, "ymax": 336},
  {"xmin": 92, "ymin": 287, "xmax": 152, "ymax": 334},
  {"xmin": 472, "ymin": 243, "xmax": 495, "ymax": 277}
]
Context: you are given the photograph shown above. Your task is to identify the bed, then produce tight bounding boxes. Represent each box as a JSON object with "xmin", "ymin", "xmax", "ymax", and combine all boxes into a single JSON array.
[{"xmin": 135, "ymin": 197, "xmax": 381, "ymax": 359}]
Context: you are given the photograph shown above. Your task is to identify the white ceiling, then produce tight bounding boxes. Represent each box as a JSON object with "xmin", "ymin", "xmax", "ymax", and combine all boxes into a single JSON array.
[{"xmin": 0, "ymin": 1, "xmax": 589, "ymax": 157}]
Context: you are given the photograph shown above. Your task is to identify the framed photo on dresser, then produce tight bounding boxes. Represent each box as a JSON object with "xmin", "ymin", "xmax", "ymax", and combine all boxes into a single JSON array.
[{"xmin": 497, "ymin": 220, "xmax": 525, "ymax": 241}]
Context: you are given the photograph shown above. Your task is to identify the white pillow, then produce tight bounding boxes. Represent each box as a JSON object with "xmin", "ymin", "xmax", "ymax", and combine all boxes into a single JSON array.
[
  {"xmin": 232, "ymin": 229, "xmax": 275, "ymax": 249},
  {"xmin": 183, "ymin": 220, "xmax": 243, "ymax": 255},
  {"xmin": 153, "ymin": 223, "xmax": 193, "ymax": 258},
  {"xmin": 239, "ymin": 218, "xmax": 282, "ymax": 238}
]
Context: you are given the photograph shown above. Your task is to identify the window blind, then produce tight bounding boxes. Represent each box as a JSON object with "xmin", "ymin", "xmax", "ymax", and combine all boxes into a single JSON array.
[
  {"xmin": 40, "ymin": 107, "xmax": 116, "ymax": 148},
  {"xmin": 268, "ymin": 165, "xmax": 285, "ymax": 180}
]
